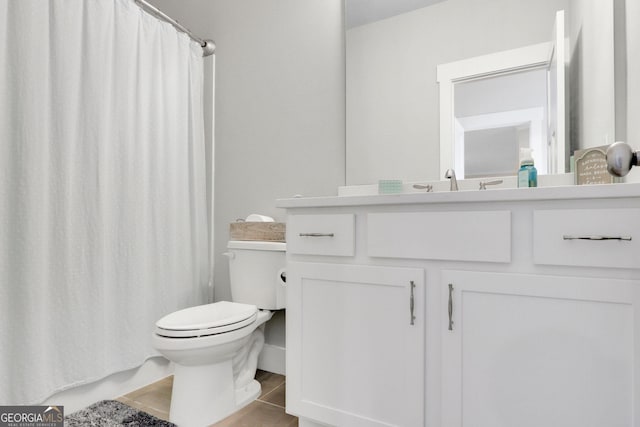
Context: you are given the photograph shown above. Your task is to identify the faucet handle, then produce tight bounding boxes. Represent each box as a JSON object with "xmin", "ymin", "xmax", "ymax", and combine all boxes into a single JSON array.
[
  {"xmin": 479, "ymin": 179, "xmax": 503, "ymax": 190},
  {"xmin": 413, "ymin": 184, "xmax": 433, "ymax": 192}
]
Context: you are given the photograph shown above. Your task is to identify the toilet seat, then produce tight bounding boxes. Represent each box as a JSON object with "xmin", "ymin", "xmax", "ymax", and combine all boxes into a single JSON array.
[{"xmin": 155, "ymin": 301, "xmax": 258, "ymax": 338}]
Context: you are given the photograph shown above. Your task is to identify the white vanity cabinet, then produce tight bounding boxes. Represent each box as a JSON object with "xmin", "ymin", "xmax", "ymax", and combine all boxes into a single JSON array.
[
  {"xmin": 285, "ymin": 213, "xmax": 425, "ymax": 426},
  {"xmin": 441, "ymin": 270, "xmax": 640, "ymax": 427},
  {"xmin": 286, "ymin": 262, "xmax": 425, "ymax": 427},
  {"xmin": 278, "ymin": 185, "xmax": 640, "ymax": 427}
]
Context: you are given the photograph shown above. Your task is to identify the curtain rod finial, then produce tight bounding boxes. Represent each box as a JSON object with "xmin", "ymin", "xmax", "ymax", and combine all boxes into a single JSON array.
[{"xmin": 202, "ymin": 40, "xmax": 215, "ymax": 57}]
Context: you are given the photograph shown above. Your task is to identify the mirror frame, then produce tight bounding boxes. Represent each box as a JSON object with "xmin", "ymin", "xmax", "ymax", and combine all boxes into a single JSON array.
[{"xmin": 437, "ymin": 42, "xmax": 553, "ymax": 178}]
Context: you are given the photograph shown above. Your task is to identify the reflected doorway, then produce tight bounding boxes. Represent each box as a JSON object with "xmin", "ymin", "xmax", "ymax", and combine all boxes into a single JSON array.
[{"xmin": 454, "ymin": 68, "xmax": 548, "ymax": 178}]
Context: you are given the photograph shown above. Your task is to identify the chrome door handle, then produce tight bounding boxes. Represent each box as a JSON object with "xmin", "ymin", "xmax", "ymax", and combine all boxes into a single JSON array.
[
  {"xmin": 448, "ymin": 284, "xmax": 454, "ymax": 331},
  {"xmin": 298, "ymin": 233, "xmax": 335, "ymax": 237},
  {"xmin": 409, "ymin": 281, "xmax": 416, "ymax": 326},
  {"xmin": 563, "ymin": 235, "xmax": 632, "ymax": 241}
]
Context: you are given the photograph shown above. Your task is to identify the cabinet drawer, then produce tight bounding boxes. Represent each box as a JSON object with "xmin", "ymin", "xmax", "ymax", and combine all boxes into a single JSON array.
[
  {"xmin": 533, "ymin": 208, "xmax": 640, "ymax": 269},
  {"xmin": 368, "ymin": 211, "xmax": 511, "ymax": 262},
  {"xmin": 287, "ymin": 214, "xmax": 355, "ymax": 256}
]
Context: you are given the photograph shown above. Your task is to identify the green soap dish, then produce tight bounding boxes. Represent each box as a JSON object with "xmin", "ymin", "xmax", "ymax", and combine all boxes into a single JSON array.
[{"xmin": 378, "ymin": 180, "xmax": 403, "ymax": 194}]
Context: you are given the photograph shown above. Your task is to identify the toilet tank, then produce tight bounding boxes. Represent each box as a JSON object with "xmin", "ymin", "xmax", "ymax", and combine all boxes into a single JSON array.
[{"xmin": 226, "ymin": 240, "xmax": 286, "ymax": 310}]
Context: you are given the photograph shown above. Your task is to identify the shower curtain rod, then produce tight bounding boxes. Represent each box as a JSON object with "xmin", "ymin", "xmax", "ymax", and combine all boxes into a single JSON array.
[{"xmin": 134, "ymin": 0, "xmax": 215, "ymax": 56}]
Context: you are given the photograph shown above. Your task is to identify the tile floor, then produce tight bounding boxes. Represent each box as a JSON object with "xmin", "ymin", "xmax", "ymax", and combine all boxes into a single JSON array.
[{"xmin": 116, "ymin": 370, "xmax": 297, "ymax": 426}]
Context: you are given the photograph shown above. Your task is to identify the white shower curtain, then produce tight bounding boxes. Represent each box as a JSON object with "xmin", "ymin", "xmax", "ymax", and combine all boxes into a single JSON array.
[{"xmin": 0, "ymin": 0, "xmax": 210, "ymax": 404}]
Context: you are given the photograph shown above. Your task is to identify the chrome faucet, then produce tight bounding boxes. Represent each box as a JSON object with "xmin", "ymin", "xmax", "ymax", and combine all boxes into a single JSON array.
[{"xmin": 445, "ymin": 169, "xmax": 458, "ymax": 191}]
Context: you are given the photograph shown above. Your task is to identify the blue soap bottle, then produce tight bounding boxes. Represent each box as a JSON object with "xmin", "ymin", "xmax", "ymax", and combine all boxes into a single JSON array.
[{"xmin": 517, "ymin": 148, "xmax": 537, "ymax": 188}]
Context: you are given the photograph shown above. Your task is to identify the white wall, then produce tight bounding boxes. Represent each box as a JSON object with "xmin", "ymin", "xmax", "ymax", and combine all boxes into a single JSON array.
[
  {"xmin": 464, "ymin": 127, "xmax": 519, "ymax": 178},
  {"xmin": 346, "ymin": 0, "xmax": 569, "ymax": 185},
  {"xmin": 624, "ymin": 0, "xmax": 640, "ymax": 182},
  {"xmin": 148, "ymin": 0, "xmax": 346, "ymax": 366},
  {"xmin": 568, "ymin": 0, "xmax": 616, "ymax": 151},
  {"xmin": 627, "ymin": 0, "xmax": 640, "ymax": 145}
]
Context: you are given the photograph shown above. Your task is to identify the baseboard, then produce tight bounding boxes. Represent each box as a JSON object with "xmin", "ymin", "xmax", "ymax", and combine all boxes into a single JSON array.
[
  {"xmin": 299, "ymin": 417, "xmax": 333, "ymax": 427},
  {"xmin": 257, "ymin": 344, "xmax": 285, "ymax": 375}
]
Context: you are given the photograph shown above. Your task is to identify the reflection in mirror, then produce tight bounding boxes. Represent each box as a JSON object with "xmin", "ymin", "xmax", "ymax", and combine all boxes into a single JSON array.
[
  {"xmin": 439, "ymin": 9, "xmax": 566, "ymax": 180},
  {"xmin": 345, "ymin": 0, "xmax": 622, "ymax": 186},
  {"xmin": 454, "ymin": 69, "xmax": 548, "ymax": 178},
  {"xmin": 437, "ymin": 39, "xmax": 563, "ymax": 180},
  {"xmin": 345, "ymin": 0, "xmax": 446, "ymax": 29}
]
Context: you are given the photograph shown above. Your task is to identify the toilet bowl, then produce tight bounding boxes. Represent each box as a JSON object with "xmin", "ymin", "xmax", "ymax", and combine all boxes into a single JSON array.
[{"xmin": 152, "ymin": 240, "xmax": 286, "ymax": 427}]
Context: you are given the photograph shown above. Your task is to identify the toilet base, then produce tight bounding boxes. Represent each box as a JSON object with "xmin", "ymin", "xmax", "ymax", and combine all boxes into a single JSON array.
[
  {"xmin": 235, "ymin": 378, "xmax": 261, "ymax": 410},
  {"xmin": 164, "ymin": 320, "xmax": 270, "ymax": 427},
  {"xmin": 169, "ymin": 361, "xmax": 262, "ymax": 427},
  {"xmin": 169, "ymin": 361, "xmax": 232, "ymax": 426}
]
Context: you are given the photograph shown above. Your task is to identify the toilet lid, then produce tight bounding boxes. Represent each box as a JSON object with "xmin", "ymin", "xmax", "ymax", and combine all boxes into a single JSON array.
[{"xmin": 155, "ymin": 301, "xmax": 258, "ymax": 338}]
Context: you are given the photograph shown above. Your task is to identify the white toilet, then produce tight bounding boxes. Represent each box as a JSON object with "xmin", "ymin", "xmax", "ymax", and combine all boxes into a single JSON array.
[{"xmin": 152, "ymin": 240, "xmax": 286, "ymax": 427}]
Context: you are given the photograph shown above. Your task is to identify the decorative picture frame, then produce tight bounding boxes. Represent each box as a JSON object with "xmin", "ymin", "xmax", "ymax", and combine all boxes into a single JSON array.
[{"xmin": 574, "ymin": 145, "xmax": 615, "ymax": 185}]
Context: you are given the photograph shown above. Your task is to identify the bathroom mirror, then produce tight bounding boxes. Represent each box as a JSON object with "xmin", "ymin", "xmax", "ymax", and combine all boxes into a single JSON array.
[{"xmin": 345, "ymin": 0, "xmax": 621, "ymax": 185}]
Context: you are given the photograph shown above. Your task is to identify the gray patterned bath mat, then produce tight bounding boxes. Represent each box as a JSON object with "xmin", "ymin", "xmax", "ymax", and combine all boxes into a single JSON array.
[{"xmin": 65, "ymin": 400, "xmax": 176, "ymax": 426}]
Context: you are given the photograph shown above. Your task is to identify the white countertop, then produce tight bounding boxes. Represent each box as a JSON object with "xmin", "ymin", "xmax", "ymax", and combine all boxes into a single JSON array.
[{"xmin": 276, "ymin": 182, "xmax": 640, "ymax": 209}]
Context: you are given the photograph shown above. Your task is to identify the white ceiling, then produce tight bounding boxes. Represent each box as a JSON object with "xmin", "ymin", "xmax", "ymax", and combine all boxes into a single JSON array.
[{"xmin": 345, "ymin": 0, "xmax": 446, "ymax": 29}]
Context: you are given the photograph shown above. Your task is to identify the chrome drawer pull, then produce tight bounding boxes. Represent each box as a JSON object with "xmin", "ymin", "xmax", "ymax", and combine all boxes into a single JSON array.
[
  {"xmin": 298, "ymin": 233, "xmax": 335, "ymax": 237},
  {"xmin": 563, "ymin": 235, "xmax": 632, "ymax": 241}
]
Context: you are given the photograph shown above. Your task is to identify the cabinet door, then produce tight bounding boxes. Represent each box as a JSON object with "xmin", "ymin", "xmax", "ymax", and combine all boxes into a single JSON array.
[
  {"xmin": 442, "ymin": 270, "xmax": 640, "ymax": 427},
  {"xmin": 287, "ymin": 262, "xmax": 425, "ymax": 427}
]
